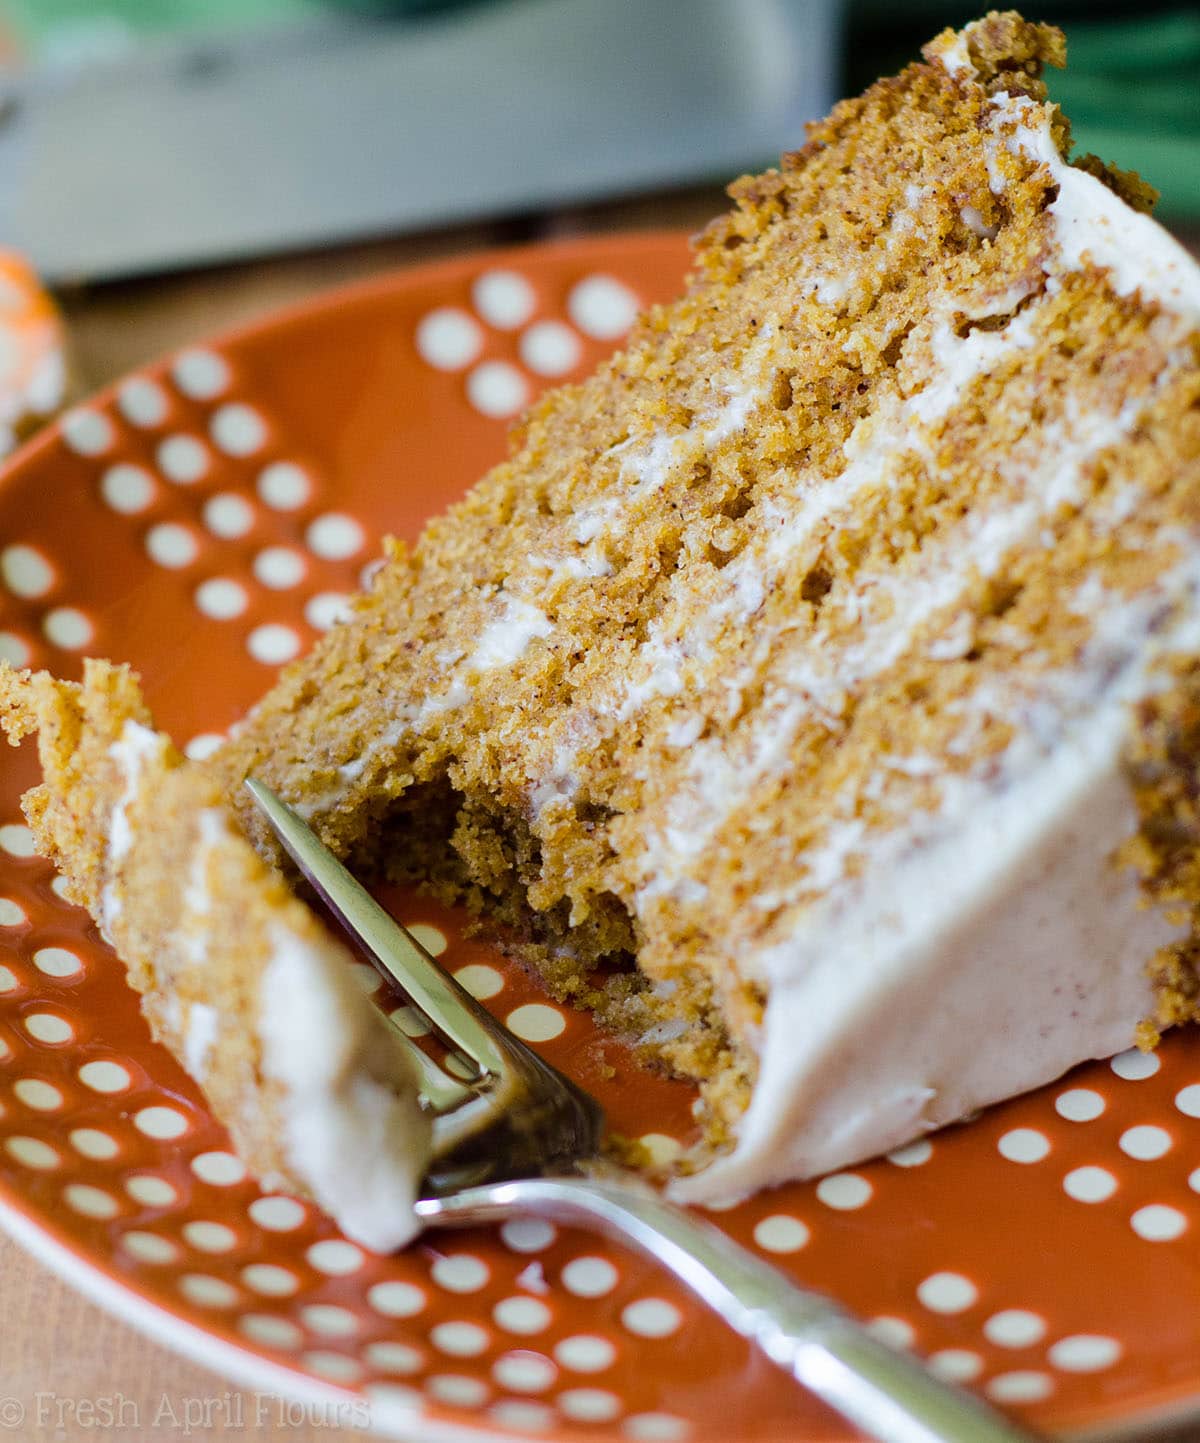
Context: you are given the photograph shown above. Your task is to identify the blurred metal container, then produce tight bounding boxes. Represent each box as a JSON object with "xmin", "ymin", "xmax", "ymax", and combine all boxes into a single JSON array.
[{"xmin": 0, "ymin": 0, "xmax": 841, "ymax": 282}]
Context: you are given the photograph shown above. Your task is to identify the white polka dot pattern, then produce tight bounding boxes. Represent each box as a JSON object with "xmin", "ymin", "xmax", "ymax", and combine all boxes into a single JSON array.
[
  {"xmin": 0, "ymin": 824, "xmax": 34, "ymax": 857},
  {"xmin": 190, "ymin": 1151, "xmax": 244, "ymax": 1185},
  {"xmin": 521, "ymin": 319, "xmax": 582, "ymax": 376},
  {"xmin": 125, "ymin": 1175, "xmax": 177, "ymax": 1207},
  {"xmin": 1111, "ymin": 1048, "xmax": 1160, "ymax": 1080},
  {"xmin": 65, "ymin": 1183, "xmax": 120, "ymax": 1219},
  {"xmin": 621, "ymin": 1299, "xmax": 681, "ymax": 1339},
  {"xmin": 241, "ymin": 1263, "xmax": 299, "ymax": 1297},
  {"xmin": 555, "ymin": 1335, "xmax": 616, "ymax": 1373},
  {"xmin": 1119, "ymin": 1124, "xmax": 1172, "ymax": 1160},
  {"xmin": 368, "ymin": 1281, "xmax": 426, "ymax": 1318},
  {"xmin": 455, "ymin": 963, "xmax": 504, "ymax": 1000},
  {"xmin": 301, "ymin": 1304, "xmax": 358, "ymax": 1337},
  {"xmin": 501, "ymin": 1218, "xmax": 556, "ymax": 1255},
  {"xmin": 472, "ymin": 271, "xmax": 536, "ymax": 330},
  {"xmin": 407, "ymin": 922, "xmax": 448, "ymax": 956},
  {"xmin": 183, "ymin": 1220, "xmax": 237, "ymax": 1254},
  {"xmin": 560, "ymin": 1387, "xmax": 621, "ymax": 1423},
  {"xmin": 134, "ymin": 1105, "xmax": 189, "ymax": 1139},
  {"xmin": 432, "ymin": 1321, "xmax": 490, "ymax": 1357},
  {"xmin": 172, "ymin": 348, "xmax": 230, "ymax": 399},
  {"xmin": 928, "ymin": 1350, "xmax": 982, "ymax": 1383},
  {"xmin": 33, "ymin": 947, "xmax": 82, "ymax": 978},
  {"xmin": 918, "ymin": 1272, "xmax": 978, "ymax": 1316},
  {"xmin": 195, "ymin": 578, "xmax": 248, "ymax": 620},
  {"xmin": 6, "ymin": 1135, "xmax": 59, "ymax": 1170},
  {"xmin": 998, "ymin": 1128, "xmax": 1051, "ymax": 1164},
  {"xmin": 62, "ymin": 408, "xmax": 114, "ymax": 456},
  {"xmin": 494, "ymin": 1296, "xmax": 551, "ymax": 1336},
  {"xmin": 984, "ymin": 1310, "xmax": 1046, "ymax": 1348},
  {"xmin": 257, "ymin": 460, "xmax": 311, "ymax": 510},
  {"xmin": 145, "ymin": 523, "xmax": 198, "ymax": 569},
  {"xmin": 249, "ymin": 1196, "xmax": 306, "ymax": 1231},
  {"xmin": 42, "ymin": 607, "xmax": 93, "ymax": 651},
  {"xmin": 306, "ymin": 512, "xmax": 363, "ymax": 561},
  {"xmin": 1130, "ymin": 1204, "xmax": 1187, "ymax": 1242},
  {"xmin": 306, "ymin": 1239, "xmax": 364, "ymax": 1276},
  {"xmin": 1049, "ymin": 1335, "xmax": 1122, "ymax": 1372},
  {"xmin": 568, "ymin": 275, "xmax": 639, "ymax": 339},
  {"xmin": 431, "ymin": 1254, "xmax": 490, "ymax": 1294},
  {"xmin": 753, "ymin": 1215, "xmax": 812, "ymax": 1254},
  {"xmin": 78, "ymin": 1060, "xmax": 131, "ymax": 1093},
  {"xmin": 211, "ymin": 402, "xmax": 266, "ymax": 456},
  {"xmin": 887, "ymin": 1139, "xmax": 933, "ymax": 1167},
  {"xmin": 623, "ymin": 1414, "xmax": 691, "ymax": 1440},
  {"xmin": 252, "ymin": 546, "xmax": 306, "ymax": 590},
  {"xmin": 24, "ymin": 1012, "xmax": 73, "ymax": 1043},
  {"xmin": 203, "ymin": 492, "xmax": 254, "ymax": 539},
  {"xmin": 157, "ymin": 434, "xmax": 209, "ymax": 485},
  {"xmin": 117, "ymin": 376, "xmax": 168, "ymax": 428},
  {"xmin": 0, "ymin": 632, "xmax": 31, "ymax": 667},
  {"xmin": 2, "ymin": 544, "xmax": 54, "ymax": 598},
  {"xmin": 5, "ymin": 247, "xmax": 1200, "ymax": 1440},
  {"xmin": 1056, "ymin": 1088, "xmax": 1106, "ymax": 1122},
  {"xmin": 304, "ymin": 591, "xmax": 351, "ymax": 631},
  {"xmin": 14, "ymin": 1077, "xmax": 63, "ymax": 1110},
  {"xmin": 101, "ymin": 464, "xmax": 156, "ymax": 514},
  {"xmin": 416, "ymin": 309, "xmax": 483, "ymax": 371},
  {"xmin": 815, "ymin": 1173, "xmax": 872, "ymax": 1210},
  {"xmin": 247, "ymin": 623, "xmax": 301, "ymax": 665},
  {"xmin": 562, "ymin": 1257, "xmax": 618, "ymax": 1299},
  {"xmin": 122, "ymin": 1231, "xmax": 179, "ymax": 1265},
  {"xmin": 241, "ymin": 1313, "xmax": 302, "ymax": 1349},
  {"xmin": 467, "ymin": 361, "xmax": 529, "ymax": 419},
  {"xmin": 1063, "ymin": 1166, "xmax": 1118, "ymax": 1204},
  {"xmin": 69, "ymin": 1128, "xmax": 117, "ymax": 1160},
  {"xmin": 427, "ymin": 1374, "xmax": 488, "ymax": 1408},
  {"xmin": 987, "ymin": 1371, "xmax": 1053, "ymax": 1404},
  {"xmin": 506, "ymin": 1003, "xmax": 566, "ymax": 1042}
]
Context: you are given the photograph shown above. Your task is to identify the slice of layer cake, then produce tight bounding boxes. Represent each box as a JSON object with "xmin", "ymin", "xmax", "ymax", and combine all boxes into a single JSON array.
[{"xmin": 4, "ymin": 12, "xmax": 1200, "ymax": 1232}]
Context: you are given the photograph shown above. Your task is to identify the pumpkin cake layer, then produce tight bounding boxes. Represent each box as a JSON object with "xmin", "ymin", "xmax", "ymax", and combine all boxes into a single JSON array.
[
  {"xmin": 198, "ymin": 13, "xmax": 1200, "ymax": 1202},
  {"xmin": 3, "ymin": 12, "xmax": 1200, "ymax": 1233}
]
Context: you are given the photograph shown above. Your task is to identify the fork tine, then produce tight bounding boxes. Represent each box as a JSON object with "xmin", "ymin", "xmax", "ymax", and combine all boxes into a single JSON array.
[
  {"xmin": 245, "ymin": 778, "xmax": 512, "ymax": 1083},
  {"xmin": 247, "ymin": 776, "xmax": 605, "ymax": 1173},
  {"xmin": 397, "ymin": 1033, "xmax": 476, "ymax": 1114}
]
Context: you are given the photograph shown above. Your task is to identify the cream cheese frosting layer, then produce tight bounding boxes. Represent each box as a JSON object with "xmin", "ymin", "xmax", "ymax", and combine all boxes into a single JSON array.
[
  {"xmin": 674, "ymin": 560, "xmax": 1200, "ymax": 1203},
  {"xmin": 258, "ymin": 925, "xmax": 431, "ymax": 1251}
]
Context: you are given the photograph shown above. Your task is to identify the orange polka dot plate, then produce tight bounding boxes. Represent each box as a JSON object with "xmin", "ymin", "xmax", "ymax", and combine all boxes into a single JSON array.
[{"xmin": 2, "ymin": 232, "xmax": 1200, "ymax": 1442}]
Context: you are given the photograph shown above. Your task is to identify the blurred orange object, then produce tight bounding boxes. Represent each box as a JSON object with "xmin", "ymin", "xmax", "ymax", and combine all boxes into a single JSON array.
[{"xmin": 0, "ymin": 249, "xmax": 66, "ymax": 455}]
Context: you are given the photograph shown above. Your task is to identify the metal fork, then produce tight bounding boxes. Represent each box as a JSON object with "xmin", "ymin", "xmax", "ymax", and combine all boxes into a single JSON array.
[{"xmin": 247, "ymin": 779, "xmax": 1040, "ymax": 1443}]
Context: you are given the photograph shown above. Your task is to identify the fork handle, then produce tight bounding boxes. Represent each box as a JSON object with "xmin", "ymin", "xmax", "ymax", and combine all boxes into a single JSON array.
[{"xmin": 416, "ymin": 1175, "xmax": 1041, "ymax": 1443}]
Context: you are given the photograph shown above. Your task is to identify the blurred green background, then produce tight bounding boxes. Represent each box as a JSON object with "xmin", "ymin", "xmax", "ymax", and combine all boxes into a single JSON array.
[
  {"xmin": 2, "ymin": 0, "xmax": 1197, "ymax": 217},
  {"xmin": 848, "ymin": 2, "xmax": 1200, "ymax": 217}
]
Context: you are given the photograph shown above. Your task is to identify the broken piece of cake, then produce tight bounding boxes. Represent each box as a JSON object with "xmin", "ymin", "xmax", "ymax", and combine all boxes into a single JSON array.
[
  {"xmin": 0, "ymin": 663, "xmax": 431, "ymax": 1250},
  {"xmin": 3, "ymin": 11, "xmax": 1200, "ymax": 1236}
]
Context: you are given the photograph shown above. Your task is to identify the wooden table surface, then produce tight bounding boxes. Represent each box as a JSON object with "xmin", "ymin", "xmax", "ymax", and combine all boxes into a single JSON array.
[{"xmin": 7, "ymin": 193, "xmax": 1200, "ymax": 1443}]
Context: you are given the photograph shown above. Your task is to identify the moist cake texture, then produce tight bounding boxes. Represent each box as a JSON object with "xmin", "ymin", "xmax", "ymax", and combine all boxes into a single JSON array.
[{"xmin": 3, "ymin": 12, "xmax": 1200, "ymax": 1230}]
